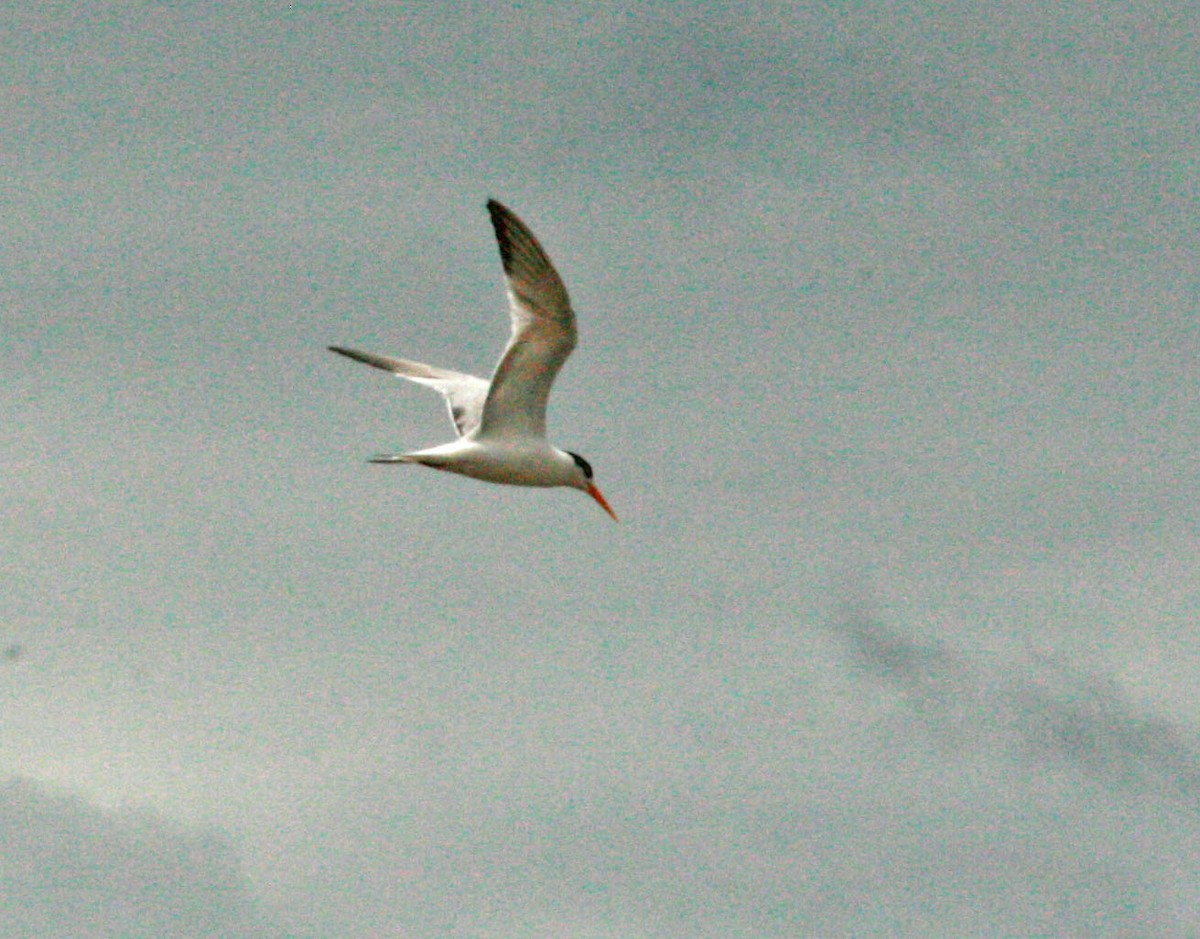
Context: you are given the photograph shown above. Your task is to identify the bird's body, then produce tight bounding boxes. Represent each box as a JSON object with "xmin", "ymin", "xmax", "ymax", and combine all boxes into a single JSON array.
[
  {"xmin": 330, "ymin": 200, "xmax": 616, "ymax": 520},
  {"xmin": 377, "ymin": 438, "xmax": 584, "ymax": 487}
]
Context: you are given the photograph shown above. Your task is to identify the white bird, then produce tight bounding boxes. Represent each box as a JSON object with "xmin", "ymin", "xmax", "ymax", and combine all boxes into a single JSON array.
[{"xmin": 330, "ymin": 199, "xmax": 617, "ymax": 521}]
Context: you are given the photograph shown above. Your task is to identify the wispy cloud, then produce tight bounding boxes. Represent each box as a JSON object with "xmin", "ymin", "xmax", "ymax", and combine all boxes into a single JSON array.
[{"xmin": 832, "ymin": 609, "xmax": 1200, "ymax": 804}]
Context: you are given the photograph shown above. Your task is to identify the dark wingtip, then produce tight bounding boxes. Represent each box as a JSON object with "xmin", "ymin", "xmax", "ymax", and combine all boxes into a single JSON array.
[
  {"xmin": 487, "ymin": 199, "xmax": 517, "ymax": 272},
  {"xmin": 328, "ymin": 345, "xmax": 367, "ymax": 364},
  {"xmin": 486, "ymin": 199, "xmax": 507, "ymax": 226}
]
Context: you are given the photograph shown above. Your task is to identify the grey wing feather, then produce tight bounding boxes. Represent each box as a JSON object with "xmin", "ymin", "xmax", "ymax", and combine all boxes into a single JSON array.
[
  {"xmin": 477, "ymin": 201, "xmax": 576, "ymax": 440},
  {"xmin": 328, "ymin": 345, "xmax": 489, "ymax": 437}
]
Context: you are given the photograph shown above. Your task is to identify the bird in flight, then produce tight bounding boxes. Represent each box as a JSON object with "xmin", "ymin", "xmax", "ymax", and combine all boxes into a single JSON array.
[{"xmin": 330, "ymin": 199, "xmax": 616, "ymax": 520}]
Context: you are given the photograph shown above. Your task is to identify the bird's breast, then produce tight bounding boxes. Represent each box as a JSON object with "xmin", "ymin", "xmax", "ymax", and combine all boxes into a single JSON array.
[{"xmin": 406, "ymin": 440, "xmax": 573, "ymax": 487}]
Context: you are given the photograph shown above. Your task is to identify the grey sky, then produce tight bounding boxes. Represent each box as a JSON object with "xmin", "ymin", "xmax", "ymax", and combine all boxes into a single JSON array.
[{"xmin": 3, "ymin": 2, "xmax": 1198, "ymax": 936}]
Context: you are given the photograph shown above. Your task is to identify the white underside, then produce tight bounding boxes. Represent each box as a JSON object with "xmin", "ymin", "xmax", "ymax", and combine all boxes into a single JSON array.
[{"xmin": 395, "ymin": 438, "xmax": 578, "ymax": 488}]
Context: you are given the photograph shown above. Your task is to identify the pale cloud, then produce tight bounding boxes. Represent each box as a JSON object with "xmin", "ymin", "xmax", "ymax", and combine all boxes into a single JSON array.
[{"xmin": 1, "ymin": 778, "xmax": 291, "ymax": 939}]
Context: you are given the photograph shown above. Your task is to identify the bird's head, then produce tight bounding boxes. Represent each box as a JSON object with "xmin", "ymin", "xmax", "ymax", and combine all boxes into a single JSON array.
[{"xmin": 565, "ymin": 451, "xmax": 617, "ymax": 521}]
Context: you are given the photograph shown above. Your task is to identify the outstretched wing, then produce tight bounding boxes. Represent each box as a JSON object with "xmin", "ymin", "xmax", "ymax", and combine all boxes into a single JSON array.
[
  {"xmin": 328, "ymin": 346, "xmax": 489, "ymax": 438},
  {"xmin": 475, "ymin": 200, "xmax": 576, "ymax": 441}
]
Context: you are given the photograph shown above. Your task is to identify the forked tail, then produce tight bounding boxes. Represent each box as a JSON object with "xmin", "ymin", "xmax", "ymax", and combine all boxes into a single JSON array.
[{"xmin": 368, "ymin": 454, "xmax": 418, "ymax": 464}]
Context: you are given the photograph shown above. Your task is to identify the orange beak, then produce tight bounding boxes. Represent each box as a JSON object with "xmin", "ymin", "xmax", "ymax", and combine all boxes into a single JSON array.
[{"xmin": 585, "ymin": 483, "xmax": 618, "ymax": 521}]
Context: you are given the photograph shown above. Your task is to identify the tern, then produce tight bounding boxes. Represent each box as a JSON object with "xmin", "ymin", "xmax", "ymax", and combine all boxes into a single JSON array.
[{"xmin": 329, "ymin": 199, "xmax": 617, "ymax": 521}]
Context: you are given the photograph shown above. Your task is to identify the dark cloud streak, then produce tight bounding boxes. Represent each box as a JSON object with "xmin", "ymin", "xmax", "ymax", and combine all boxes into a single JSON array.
[{"xmin": 832, "ymin": 609, "xmax": 1200, "ymax": 804}]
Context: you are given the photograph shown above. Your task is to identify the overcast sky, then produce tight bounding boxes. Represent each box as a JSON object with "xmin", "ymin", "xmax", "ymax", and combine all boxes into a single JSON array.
[{"xmin": 3, "ymin": 2, "xmax": 1199, "ymax": 937}]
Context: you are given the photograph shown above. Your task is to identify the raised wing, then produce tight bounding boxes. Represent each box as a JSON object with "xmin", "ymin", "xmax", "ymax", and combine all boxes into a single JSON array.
[
  {"xmin": 328, "ymin": 345, "xmax": 489, "ymax": 437},
  {"xmin": 475, "ymin": 200, "xmax": 576, "ymax": 441}
]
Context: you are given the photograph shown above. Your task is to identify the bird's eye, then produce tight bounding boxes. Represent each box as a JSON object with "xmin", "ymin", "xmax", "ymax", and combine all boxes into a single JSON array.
[{"xmin": 567, "ymin": 451, "xmax": 593, "ymax": 479}]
